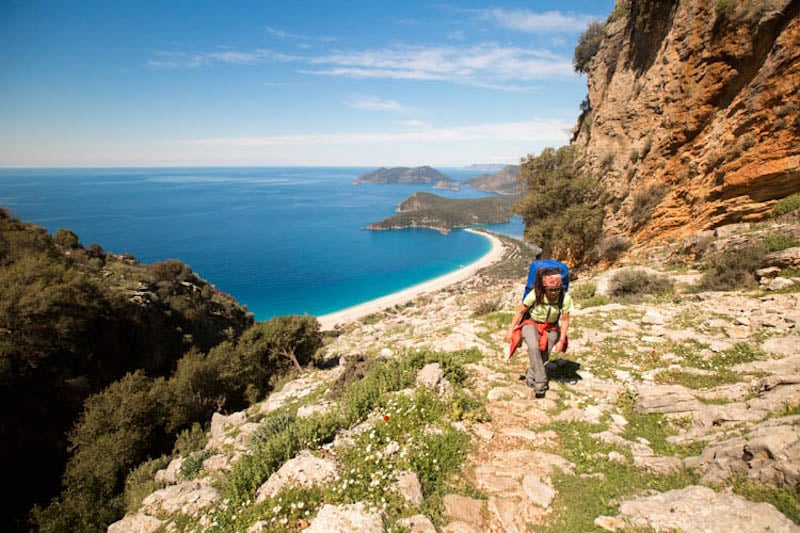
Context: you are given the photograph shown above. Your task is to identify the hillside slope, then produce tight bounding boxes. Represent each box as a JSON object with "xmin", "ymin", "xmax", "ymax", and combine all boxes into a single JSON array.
[{"xmin": 110, "ymin": 222, "xmax": 800, "ymax": 532}]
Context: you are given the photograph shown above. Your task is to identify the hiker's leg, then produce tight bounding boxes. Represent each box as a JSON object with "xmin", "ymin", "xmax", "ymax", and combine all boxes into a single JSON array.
[
  {"xmin": 543, "ymin": 329, "xmax": 559, "ymax": 363},
  {"xmin": 522, "ymin": 325, "xmax": 547, "ymax": 392}
]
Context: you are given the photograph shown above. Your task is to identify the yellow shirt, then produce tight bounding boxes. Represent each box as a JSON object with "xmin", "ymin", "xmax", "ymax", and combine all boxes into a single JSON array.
[{"xmin": 522, "ymin": 292, "xmax": 573, "ymax": 323}]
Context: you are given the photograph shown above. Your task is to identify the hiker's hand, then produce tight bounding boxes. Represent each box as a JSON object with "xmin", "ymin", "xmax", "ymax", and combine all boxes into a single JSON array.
[
  {"xmin": 504, "ymin": 331, "xmax": 513, "ymax": 343},
  {"xmin": 554, "ymin": 339, "xmax": 566, "ymax": 353}
]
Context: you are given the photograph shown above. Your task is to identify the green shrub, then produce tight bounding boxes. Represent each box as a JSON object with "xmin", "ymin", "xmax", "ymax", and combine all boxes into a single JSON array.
[
  {"xmin": 573, "ymin": 20, "xmax": 606, "ymax": 73},
  {"xmin": 609, "ymin": 269, "xmax": 674, "ymax": 301},
  {"xmin": 771, "ymin": 193, "xmax": 800, "ymax": 218},
  {"xmin": 630, "ymin": 184, "xmax": 669, "ymax": 228},
  {"xmin": 173, "ymin": 422, "xmax": 208, "ymax": 456},
  {"xmin": 53, "ymin": 228, "xmax": 80, "ymax": 249},
  {"xmin": 32, "ymin": 372, "xmax": 172, "ymax": 532},
  {"xmin": 697, "ymin": 242, "xmax": 766, "ymax": 291},
  {"xmin": 122, "ymin": 455, "xmax": 170, "ymax": 515},
  {"xmin": 596, "ymin": 235, "xmax": 631, "ymax": 262},
  {"xmin": 472, "ymin": 295, "xmax": 502, "ymax": 316},
  {"xmin": 516, "ymin": 146, "xmax": 605, "ymax": 262},
  {"xmin": 763, "ymin": 233, "xmax": 798, "ymax": 252},
  {"xmin": 180, "ymin": 449, "xmax": 216, "ymax": 479}
]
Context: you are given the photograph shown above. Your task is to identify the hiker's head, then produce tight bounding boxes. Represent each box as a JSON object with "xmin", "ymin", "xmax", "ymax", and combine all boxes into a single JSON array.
[{"xmin": 535, "ymin": 267, "xmax": 563, "ymax": 301}]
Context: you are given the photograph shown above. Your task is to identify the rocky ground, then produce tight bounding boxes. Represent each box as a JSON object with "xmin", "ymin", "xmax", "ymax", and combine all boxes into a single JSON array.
[{"xmin": 110, "ymin": 225, "xmax": 800, "ymax": 532}]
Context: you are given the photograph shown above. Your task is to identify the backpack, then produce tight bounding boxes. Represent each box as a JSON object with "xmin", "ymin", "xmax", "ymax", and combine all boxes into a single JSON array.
[{"xmin": 522, "ymin": 259, "xmax": 570, "ymax": 302}]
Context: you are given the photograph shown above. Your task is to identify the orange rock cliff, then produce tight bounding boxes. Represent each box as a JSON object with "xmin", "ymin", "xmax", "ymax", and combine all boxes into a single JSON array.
[{"xmin": 572, "ymin": 0, "xmax": 800, "ymax": 245}]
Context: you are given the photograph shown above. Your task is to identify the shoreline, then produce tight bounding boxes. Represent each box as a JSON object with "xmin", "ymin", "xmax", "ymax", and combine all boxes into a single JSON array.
[{"xmin": 316, "ymin": 229, "xmax": 505, "ymax": 330}]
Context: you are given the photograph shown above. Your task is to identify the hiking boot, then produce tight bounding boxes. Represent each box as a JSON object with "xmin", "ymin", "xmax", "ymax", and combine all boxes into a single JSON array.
[{"xmin": 534, "ymin": 389, "xmax": 546, "ymax": 399}]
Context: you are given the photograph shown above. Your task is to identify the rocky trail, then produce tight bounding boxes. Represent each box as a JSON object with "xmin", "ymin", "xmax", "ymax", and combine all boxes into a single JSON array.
[{"xmin": 110, "ymin": 230, "xmax": 800, "ymax": 532}]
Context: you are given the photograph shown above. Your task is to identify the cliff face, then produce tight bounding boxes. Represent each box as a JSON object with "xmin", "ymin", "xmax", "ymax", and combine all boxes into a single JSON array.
[{"xmin": 574, "ymin": 0, "xmax": 800, "ymax": 245}]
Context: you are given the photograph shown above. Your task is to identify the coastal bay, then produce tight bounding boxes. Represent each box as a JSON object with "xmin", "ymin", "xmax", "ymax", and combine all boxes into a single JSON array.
[{"xmin": 317, "ymin": 229, "xmax": 505, "ymax": 329}]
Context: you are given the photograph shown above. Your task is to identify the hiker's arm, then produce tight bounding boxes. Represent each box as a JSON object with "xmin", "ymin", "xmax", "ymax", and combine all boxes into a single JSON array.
[
  {"xmin": 505, "ymin": 304, "xmax": 529, "ymax": 343},
  {"xmin": 555, "ymin": 313, "xmax": 570, "ymax": 352}
]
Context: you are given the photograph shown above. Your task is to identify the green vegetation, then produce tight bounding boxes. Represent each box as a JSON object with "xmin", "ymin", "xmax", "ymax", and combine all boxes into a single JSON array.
[
  {"xmin": 573, "ymin": 20, "xmax": 606, "ymax": 73},
  {"xmin": 0, "ymin": 212, "xmax": 336, "ymax": 531},
  {"xmin": 608, "ymin": 269, "xmax": 674, "ymax": 302},
  {"xmin": 541, "ymin": 419, "xmax": 699, "ymax": 533},
  {"xmin": 0, "ymin": 213, "xmax": 254, "ymax": 530},
  {"xmin": 772, "ymin": 193, "xmax": 800, "ymax": 218},
  {"xmin": 31, "ymin": 315, "xmax": 323, "ymax": 532},
  {"xmin": 367, "ymin": 192, "xmax": 517, "ymax": 231},
  {"xmin": 515, "ymin": 145, "xmax": 605, "ymax": 262},
  {"xmin": 630, "ymin": 183, "xmax": 669, "ymax": 229},
  {"xmin": 570, "ymin": 282, "xmax": 609, "ymax": 308},
  {"xmin": 172, "ymin": 348, "xmax": 485, "ymax": 532},
  {"xmin": 691, "ymin": 228, "xmax": 799, "ymax": 291}
]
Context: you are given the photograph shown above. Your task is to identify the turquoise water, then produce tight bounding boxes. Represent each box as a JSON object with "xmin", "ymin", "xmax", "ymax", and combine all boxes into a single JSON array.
[{"xmin": 0, "ymin": 167, "xmax": 524, "ymax": 320}]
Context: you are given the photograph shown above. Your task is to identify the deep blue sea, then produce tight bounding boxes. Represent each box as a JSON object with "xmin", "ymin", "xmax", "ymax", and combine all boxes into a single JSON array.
[{"xmin": 0, "ymin": 167, "xmax": 524, "ymax": 320}]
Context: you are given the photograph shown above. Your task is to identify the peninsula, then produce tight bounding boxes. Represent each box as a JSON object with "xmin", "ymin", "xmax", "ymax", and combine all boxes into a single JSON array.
[{"xmin": 367, "ymin": 191, "xmax": 517, "ymax": 233}]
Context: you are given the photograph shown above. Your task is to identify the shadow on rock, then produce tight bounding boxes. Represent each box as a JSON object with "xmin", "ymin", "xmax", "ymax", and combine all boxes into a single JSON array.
[{"xmin": 546, "ymin": 358, "xmax": 582, "ymax": 384}]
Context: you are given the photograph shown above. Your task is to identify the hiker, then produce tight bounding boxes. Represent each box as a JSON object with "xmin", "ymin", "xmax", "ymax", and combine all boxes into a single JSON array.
[{"xmin": 506, "ymin": 267, "xmax": 573, "ymax": 397}]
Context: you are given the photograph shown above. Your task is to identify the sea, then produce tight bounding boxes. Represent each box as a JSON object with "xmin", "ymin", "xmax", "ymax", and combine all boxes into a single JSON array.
[{"xmin": 0, "ymin": 167, "xmax": 524, "ymax": 321}]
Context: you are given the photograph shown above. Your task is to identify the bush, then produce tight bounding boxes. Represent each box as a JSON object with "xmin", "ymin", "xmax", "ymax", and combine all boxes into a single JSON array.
[
  {"xmin": 771, "ymin": 193, "xmax": 800, "ymax": 218},
  {"xmin": 33, "ymin": 372, "xmax": 172, "ymax": 532},
  {"xmin": 53, "ymin": 228, "xmax": 80, "ymax": 249},
  {"xmin": 596, "ymin": 235, "xmax": 632, "ymax": 262},
  {"xmin": 630, "ymin": 184, "xmax": 669, "ymax": 228},
  {"xmin": 573, "ymin": 20, "xmax": 606, "ymax": 73},
  {"xmin": 696, "ymin": 242, "xmax": 766, "ymax": 291},
  {"xmin": 472, "ymin": 295, "xmax": 502, "ymax": 316},
  {"xmin": 609, "ymin": 269, "xmax": 674, "ymax": 301}
]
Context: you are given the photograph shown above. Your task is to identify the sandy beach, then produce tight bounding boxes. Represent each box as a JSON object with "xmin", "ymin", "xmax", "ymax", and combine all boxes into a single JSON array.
[{"xmin": 316, "ymin": 229, "xmax": 506, "ymax": 329}]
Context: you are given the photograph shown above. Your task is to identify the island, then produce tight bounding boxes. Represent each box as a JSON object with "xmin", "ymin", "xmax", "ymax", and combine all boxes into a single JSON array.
[
  {"xmin": 353, "ymin": 165, "xmax": 453, "ymax": 184},
  {"xmin": 366, "ymin": 192, "xmax": 517, "ymax": 233},
  {"xmin": 462, "ymin": 164, "xmax": 520, "ymax": 195}
]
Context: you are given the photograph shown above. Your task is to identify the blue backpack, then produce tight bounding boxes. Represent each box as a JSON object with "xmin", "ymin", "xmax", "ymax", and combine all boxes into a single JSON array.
[{"xmin": 522, "ymin": 259, "xmax": 570, "ymax": 301}]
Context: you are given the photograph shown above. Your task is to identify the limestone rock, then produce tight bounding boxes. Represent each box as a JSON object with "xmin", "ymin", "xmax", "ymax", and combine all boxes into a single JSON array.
[
  {"xmin": 416, "ymin": 362, "xmax": 453, "ymax": 395},
  {"xmin": 397, "ymin": 514, "xmax": 437, "ymax": 533},
  {"xmin": 154, "ymin": 457, "xmax": 184, "ymax": 485},
  {"xmin": 615, "ymin": 485, "xmax": 799, "ymax": 532},
  {"xmin": 305, "ymin": 502, "xmax": 383, "ymax": 533},
  {"xmin": 442, "ymin": 494, "xmax": 485, "ymax": 525},
  {"xmin": 140, "ymin": 479, "xmax": 219, "ymax": 516},
  {"xmin": 395, "ymin": 471, "xmax": 424, "ymax": 507},
  {"xmin": 255, "ymin": 450, "xmax": 338, "ymax": 502},
  {"xmin": 693, "ymin": 420, "xmax": 800, "ymax": 486},
  {"xmin": 107, "ymin": 513, "xmax": 163, "ymax": 533},
  {"xmin": 635, "ymin": 384, "xmax": 704, "ymax": 414}
]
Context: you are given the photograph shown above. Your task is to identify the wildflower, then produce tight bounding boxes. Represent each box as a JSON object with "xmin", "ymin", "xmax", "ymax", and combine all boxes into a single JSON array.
[{"xmin": 383, "ymin": 415, "xmax": 390, "ymax": 422}]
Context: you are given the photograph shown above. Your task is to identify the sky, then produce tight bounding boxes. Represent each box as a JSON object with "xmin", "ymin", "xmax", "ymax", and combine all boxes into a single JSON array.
[{"xmin": 0, "ymin": 1, "xmax": 615, "ymax": 168}]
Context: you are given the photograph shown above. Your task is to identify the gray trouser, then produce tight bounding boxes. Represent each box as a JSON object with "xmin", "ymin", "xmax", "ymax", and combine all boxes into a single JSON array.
[{"xmin": 522, "ymin": 324, "xmax": 559, "ymax": 391}]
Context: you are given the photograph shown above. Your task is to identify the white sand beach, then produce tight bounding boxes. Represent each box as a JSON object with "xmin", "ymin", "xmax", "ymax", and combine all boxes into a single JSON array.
[{"xmin": 316, "ymin": 229, "xmax": 506, "ymax": 330}]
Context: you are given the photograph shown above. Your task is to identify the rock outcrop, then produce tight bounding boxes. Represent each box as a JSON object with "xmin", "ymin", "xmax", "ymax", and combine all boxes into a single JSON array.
[{"xmin": 574, "ymin": 0, "xmax": 800, "ymax": 245}]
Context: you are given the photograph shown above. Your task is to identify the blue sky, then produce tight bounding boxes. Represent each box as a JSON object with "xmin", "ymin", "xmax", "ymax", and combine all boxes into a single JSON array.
[{"xmin": 0, "ymin": 1, "xmax": 615, "ymax": 167}]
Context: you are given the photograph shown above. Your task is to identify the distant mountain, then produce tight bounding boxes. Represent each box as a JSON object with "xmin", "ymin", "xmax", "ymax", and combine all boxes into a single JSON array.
[
  {"xmin": 463, "ymin": 165, "xmax": 520, "ymax": 195},
  {"xmin": 461, "ymin": 163, "xmax": 509, "ymax": 172},
  {"xmin": 353, "ymin": 166, "xmax": 452, "ymax": 184}
]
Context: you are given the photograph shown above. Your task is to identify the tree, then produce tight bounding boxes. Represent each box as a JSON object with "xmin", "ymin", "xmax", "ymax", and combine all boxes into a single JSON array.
[
  {"xmin": 573, "ymin": 20, "xmax": 606, "ymax": 73},
  {"xmin": 515, "ymin": 145, "xmax": 604, "ymax": 263}
]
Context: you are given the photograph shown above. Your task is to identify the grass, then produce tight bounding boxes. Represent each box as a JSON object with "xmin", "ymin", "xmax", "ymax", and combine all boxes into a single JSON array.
[
  {"xmin": 729, "ymin": 477, "xmax": 800, "ymax": 524},
  {"xmin": 540, "ymin": 419, "xmax": 700, "ymax": 533},
  {"xmin": 171, "ymin": 348, "xmax": 484, "ymax": 532}
]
